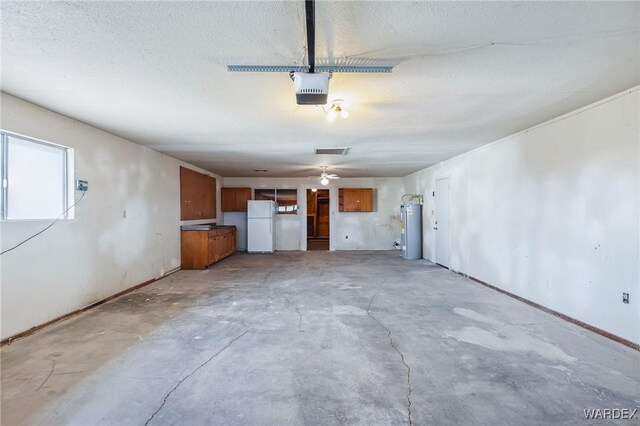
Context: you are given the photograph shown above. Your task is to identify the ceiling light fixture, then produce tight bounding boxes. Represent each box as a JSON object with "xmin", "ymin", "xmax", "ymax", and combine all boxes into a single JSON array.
[
  {"xmin": 307, "ymin": 166, "xmax": 340, "ymax": 184},
  {"xmin": 325, "ymin": 99, "xmax": 348, "ymax": 122}
]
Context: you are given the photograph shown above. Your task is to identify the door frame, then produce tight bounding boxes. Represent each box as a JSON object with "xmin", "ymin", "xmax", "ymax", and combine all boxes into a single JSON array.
[{"xmin": 434, "ymin": 176, "xmax": 451, "ymax": 268}]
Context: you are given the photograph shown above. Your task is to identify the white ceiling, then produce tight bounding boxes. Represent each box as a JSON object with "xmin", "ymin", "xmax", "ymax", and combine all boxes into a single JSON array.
[{"xmin": 1, "ymin": 1, "xmax": 638, "ymax": 177}]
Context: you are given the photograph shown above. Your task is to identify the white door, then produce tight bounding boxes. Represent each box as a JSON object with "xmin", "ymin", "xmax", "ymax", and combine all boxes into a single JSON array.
[
  {"xmin": 435, "ymin": 177, "xmax": 450, "ymax": 268},
  {"xmin": 248, "ymin": 201, "xmax": 273, "ymax": 219},
  {"xmin": 248, "ymin": 219, "xmax": 274, "ymax": 253},
  {"xmin": 272, "ymin": 213, "xmax": 277, "ymax": 250}
]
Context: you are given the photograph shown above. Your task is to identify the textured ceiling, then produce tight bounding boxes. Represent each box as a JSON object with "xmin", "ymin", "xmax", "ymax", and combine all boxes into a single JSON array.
[{"xmin": 1, "ymin": 1, "xmax": 638, "ymax": 177}]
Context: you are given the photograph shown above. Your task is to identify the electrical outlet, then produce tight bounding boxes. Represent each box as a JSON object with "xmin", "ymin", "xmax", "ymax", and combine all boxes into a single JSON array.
[
  {"xmin": 76, "ymin": 179, "xmax": 88, "ymax": 191},
  {"xmin": 623, "ymin": 293, "xmax": 630, "ymax": 304}
]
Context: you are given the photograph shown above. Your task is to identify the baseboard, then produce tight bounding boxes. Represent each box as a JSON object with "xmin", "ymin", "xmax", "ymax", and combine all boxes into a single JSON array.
[
  {"xmin": 0, "ymin": 267, "xmax": 181, "ymax": 346},
  {"xmin": 452, "ymin": 270, "xmax": 640, "ymax": 351}
]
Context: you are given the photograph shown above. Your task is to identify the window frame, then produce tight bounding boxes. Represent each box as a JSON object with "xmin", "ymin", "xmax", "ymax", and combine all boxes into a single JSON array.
[
  {"xmin": 0, "ymin": 130, "xmax": 75, "ymax": 221},
  {"xmin": 274, "ymin": 188, "xmax": 298, "ymax": 215},
  {"xmin": 254, "ymin": 188, "xmax": 299, "ymax": 215}
]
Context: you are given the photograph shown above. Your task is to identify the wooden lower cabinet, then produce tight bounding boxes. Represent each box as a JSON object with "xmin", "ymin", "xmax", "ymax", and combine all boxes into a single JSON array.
[{"xmin": 181, "ymin": 226, "xmax": 236, "ymax": 270}]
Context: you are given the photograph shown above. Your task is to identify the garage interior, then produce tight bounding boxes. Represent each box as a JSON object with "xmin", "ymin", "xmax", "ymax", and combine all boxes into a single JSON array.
[{"xmin": 1, "ymin": 1, "xmax": 639, "ymax": 425}]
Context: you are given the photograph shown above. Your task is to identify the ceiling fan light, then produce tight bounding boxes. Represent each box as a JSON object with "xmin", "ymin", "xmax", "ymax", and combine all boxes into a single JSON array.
[
  {"xmin": 340, "ymin": 109, "xmax": 349, "ymax": 119},
  {"xmin": 320, "ymin": 177, "xmax": 329, "ymax": 185},
  {"xmin": 326, "ymin": 109, "xmax": 337, "ymax": 122}
]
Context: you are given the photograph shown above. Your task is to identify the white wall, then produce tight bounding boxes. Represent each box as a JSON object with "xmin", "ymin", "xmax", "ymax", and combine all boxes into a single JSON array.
[
  {"xmin": 0, "ymin": 93, "xmax": 222, "ymax": 340},
  {"xmin": 403, "ymin": 87, "xmax": 640, "ymax": 344},
  {"xmin": 223, "ymin": 212, "xmax": 248, "ymax": 251},
  {"xmin": 223, "ymin": 177, "xmax": 403, "ymax": 251}
]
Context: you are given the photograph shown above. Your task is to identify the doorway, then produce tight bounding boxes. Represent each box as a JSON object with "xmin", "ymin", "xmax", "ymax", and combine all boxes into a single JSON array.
[
  {"xmin": 435, "ymin": 177, "xmax": 450, "ymax": 268},
  {"xmin": 307, "ymin": 188, "xmax": 330, "ymax": 250}
]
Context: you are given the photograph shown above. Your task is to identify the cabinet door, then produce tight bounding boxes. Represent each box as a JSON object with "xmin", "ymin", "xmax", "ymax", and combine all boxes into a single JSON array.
[
  {"xmin": 358, "ymin": 189, "xmax": 373, "ymax": 212},
  {"xmin": 238, "ymin": 188, "xmax": 252, "ymax": 211},
  {"xmin": 218, "ymin": 236, "xmax": 225, "ymax": 261},
  {"xmin": 230, "ymin": 230, "xmax": 236, "ymax": 253},
  {"xmin": 208, "ymin": 237, "xmax": 216, "ymax": 264},
  {"xmin": 181, "ymin": 167, "xmax": 216, "ymax": 220},
  {"xmin": 221, "ymin": 187, "xmax": 251, "ymax": 211},
  {"xmin": 200, "ymin": 175, "xmax": 217, "ymax": 218},
  {"xmin": 180, "ymin": 167, "xmax": 199, "ymax": 219},
  {"xmin": 225, "ymin": 235, "xmax": 232, "ymax": 256},
  {"xmin": 219, "ymin": 235, "xmax": 226, "ymax": 258},
  {"xmin": 340, "ymin": 188, "xmax": 373, "ymax": 212},
  {"xmin": 343, "ymin": 189, "xmax": 359, "ymax": 212},
  {"xmin": 221, "ymin": 188, "xmax": 236, "ymax": 212}
]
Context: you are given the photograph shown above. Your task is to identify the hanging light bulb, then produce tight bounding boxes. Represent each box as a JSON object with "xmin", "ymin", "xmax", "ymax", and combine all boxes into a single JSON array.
[
  {"xmin": 325, "ymin": 98, "xmax": 349, "ymax": 122},
  {"xmin": 311, "ymin": 188, "xmax": 318, "ymax": 192},
  {"xmin": 320, "ymin": 177, "xmax": 329, "ymax": 185}
]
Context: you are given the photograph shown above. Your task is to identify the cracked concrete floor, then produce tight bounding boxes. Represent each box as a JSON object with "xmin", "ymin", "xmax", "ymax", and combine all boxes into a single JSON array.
[{"xmin": 2, "ymin": 251, "xmax": 639, "ymax": 425}]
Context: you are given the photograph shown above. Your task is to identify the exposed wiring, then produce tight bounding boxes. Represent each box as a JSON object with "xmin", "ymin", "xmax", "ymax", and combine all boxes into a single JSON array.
[
  {"xmin": 294, "ymin": 3, "xmax": 307, "ymax": 62},
  {"xmin": 299, "ymin": 45, "xmax": 308, "ymax": 67},
  {"xmin": 346, "ymin": 28, "xmax": 639, "ymax": 61},
  {"xmin": 0, "ymin": 191, "xmax": 86, "ymax": 256}
]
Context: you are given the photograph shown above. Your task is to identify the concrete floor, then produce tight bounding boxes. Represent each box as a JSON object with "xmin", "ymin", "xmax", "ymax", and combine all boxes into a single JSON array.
[{"xmin": 2, "ymin": 251, "xmax": 639, "ymax": 425}]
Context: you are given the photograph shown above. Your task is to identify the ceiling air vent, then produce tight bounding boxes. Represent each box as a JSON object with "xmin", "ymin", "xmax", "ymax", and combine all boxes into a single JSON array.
[{"xmin": 314, "ymin": 147, "xmax": 349, "ymax": 155}]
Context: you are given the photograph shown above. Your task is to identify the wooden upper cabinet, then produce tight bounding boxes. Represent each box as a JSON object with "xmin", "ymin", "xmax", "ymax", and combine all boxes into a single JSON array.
[
  {"xmin": 339, "ymin": 188, "xmax": 373, "ymax": 212},
  {"xmin": 357, "ymin": 189, "xmax": 373, "ymax": 212},
  {"xmin": 221, "ymin": 187, "xmax": 252, "ymax": 211},
  {"xmin": 180, "ymin": 167, "xmax": 217, "ymax": 220}
]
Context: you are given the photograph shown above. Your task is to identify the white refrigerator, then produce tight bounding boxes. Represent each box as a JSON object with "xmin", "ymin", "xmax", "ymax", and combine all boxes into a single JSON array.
[{"xmin": 247, "ymin": 200, "xmax": 277, "ymax": 253}]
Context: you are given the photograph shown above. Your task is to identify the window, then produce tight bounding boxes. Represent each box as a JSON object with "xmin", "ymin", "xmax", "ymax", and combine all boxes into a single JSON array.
[
  {"xmin": 1, "ymin": 131, "xmax": 74, "ymax": 220},
  {"xmin": 254, "ymin": 189, "xmax": 275, "ymax": 202},
  {"xmin": 254, "ymin": 188, "xmax": 298, "ymax": 214},
  {"xmin": 276, "ymin": 189, "xmax": 298, "ymax": 214}
]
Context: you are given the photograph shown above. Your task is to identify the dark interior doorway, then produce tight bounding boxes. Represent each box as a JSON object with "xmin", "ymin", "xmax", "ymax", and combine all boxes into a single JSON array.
[{"xmin": 307, "ymin": 188, "xmax": 330, "ymax": 250}]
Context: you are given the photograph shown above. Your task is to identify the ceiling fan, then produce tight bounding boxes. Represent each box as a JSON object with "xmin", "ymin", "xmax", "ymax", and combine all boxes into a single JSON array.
[
  {"xmin": 308, "ymin": 166, "xmax": 340, "ymax": 185},
  {"xmin": 227, "ymin": 0, "xmax": 393, "ymax": 105}
]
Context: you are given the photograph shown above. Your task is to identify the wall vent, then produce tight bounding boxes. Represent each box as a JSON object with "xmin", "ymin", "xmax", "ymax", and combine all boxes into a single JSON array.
[{"xmin": 314, "ymin": 148, "xmax": 349, "ymax": 155}]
